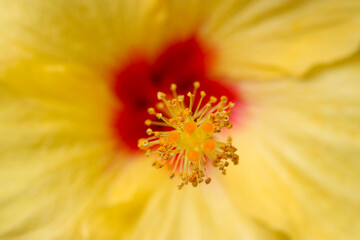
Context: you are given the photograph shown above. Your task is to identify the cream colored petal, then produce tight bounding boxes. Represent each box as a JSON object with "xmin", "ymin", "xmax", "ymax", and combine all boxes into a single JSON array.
[
  {"xmin": 203, "ymin": 0, "xmax": 360, "ymax": 80},
  {"xmin": 0, "ymin": 62, "xmax": 122, "ymax": 239},
  {"xmin": 228, "ymin": 54, "xmax": 360, "ymax": 239},
  {"xmin": 4, "ymin": 0, "xmax": 360, "ymax": 82},
  {"xmin": 0, "ymin": 0, "xmax": 214, "ymax": 72},
  {"xmin": 81, "ymin": 159, "xmax": 289, "ymax": 240},
  {"xmin": 0, "ymin": 0, "xmax": 160, "ymax": 70}
]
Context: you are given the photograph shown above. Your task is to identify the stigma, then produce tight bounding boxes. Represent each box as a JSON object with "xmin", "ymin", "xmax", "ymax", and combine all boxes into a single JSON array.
[{"xmin": 138, "ymin": 82, "xmax": 239, "ymax": 189}]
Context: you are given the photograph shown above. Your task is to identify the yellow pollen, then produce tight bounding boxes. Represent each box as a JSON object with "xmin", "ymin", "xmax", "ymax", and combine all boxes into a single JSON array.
[
  {"xmin": 188, "ymin": 150, "xmax": 200, "ymax": 162},
  {"xmin": 210, "ymin": 96, "xmax": 217, "ymax": 103},
  {"xmin": 145, "ymin": 119, "xmax": 152, "ymax": 126},
  {"xmin": 201, "ymin": 122, "xmax": 214, "ymax": 133},
  {"xmin": 147, "ymin": 108, "xmax": 155, "ymax": 114},
  {"xmin": 146, "ymin": 128, "xmax": 153, "ymax": 135},
  {"xmin": 170, "ymin": 83, "xmax": 177, "ymax": 91},
  {"xmin": 204, "ymin": 140, "xmax": 215, "ymax": 152},
  {"xmin": 157, "ymin": 92, "xmax": 166, "ymax": 100},
  {"xmin": 193, "ymin": 81, "xmax": 200, "ymax": 88},
  {"xmin": 156, "ymin": 102, "xmax": 165, "ymax": 110},
  {"xmin": 138, "ymin": 138, "xmax": 149, "ymax": 150},
  {"xmin": 184, "ymin": 122, "xmax": 196, "ymax": 134},
  {"xmin": 138, "ymin": 82, "xmax": 238, "ymax": 189}
]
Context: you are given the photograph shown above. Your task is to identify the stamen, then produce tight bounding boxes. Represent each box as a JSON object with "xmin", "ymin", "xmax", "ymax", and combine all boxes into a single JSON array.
[
  {"xmin": 145, "ymin": 119, "xmax": 168, "ymax": 127},
  {"xmin": 138, "ymin": 82, "xmax": 239, "ymax": 189},
  {"xmin": 170, "ymin": 83, "xmax": 177, "ymax": 98},
  {"xmin": 194, "ymin": 90, "xmax": 206, "ymax": 117},
  {"xmin": 192, "ymin": 81, "xmax": 200, "ymax": 103}
]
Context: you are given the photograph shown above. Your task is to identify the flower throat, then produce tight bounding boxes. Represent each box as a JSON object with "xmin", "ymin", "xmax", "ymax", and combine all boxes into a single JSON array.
[{"xmin": 112, "ymin": 37, "xmax": 240, "ymax": 150}]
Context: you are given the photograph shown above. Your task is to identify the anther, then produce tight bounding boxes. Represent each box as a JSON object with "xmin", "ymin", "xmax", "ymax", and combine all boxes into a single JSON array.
[
  {"xmin": 157, "ymin": 92, "xmax": 166, "ymax": 100},
  {"xmin": 146, "ymin": 128, "xmax": 153, "ymax": 135},
  {"xmin": 205, "ymin": 177, "xmax": 211, "ymax": 184},
  {"xmin": 145, "ymin": 119, "xmax": 152, "ymax": 126},
  {"xmin": 210, "ymin": 96, "xmax": 217, "ymax": 103},
  {"xmin": 156, "ymin": 102, "xmax": 165, "ymax": 110},
  {"xmin": 147, "ymin": 108, "xmax": 156, "ymax": 115},
  {"xmin": 193, "ymin": 81, "xmax": 200, "ymax": 88},
  {"xmin": 138, "ymin": 139, "xmax": 149, "ymax": 150},
  {"xmin": 220, "ymin": 96, "xmax": 228, "ymax": 103}
]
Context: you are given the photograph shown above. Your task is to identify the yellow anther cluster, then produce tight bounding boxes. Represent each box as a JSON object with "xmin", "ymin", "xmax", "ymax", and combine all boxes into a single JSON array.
[{"xmin": 138, "ymin": 82, "xmax": 239, "ymax": 189}]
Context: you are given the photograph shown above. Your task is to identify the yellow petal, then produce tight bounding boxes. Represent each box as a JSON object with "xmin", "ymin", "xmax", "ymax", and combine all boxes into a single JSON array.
[
  {"xmin": 0, "ymin": 0, "xmax": 159, "ymax": 70},
  {"xmin": 3, "ymin": 0, "xmax": 359, "ymax": 82},
  {"xmin": 0, "ymin": 0, "xmax": 212, "ymax": 72},
  {"xmin": 0, "ymin": 61, "xmax": 120, "ymax": 239},
  {"xmin": 205, "ymin": 0, "xmax": 360, "ymax": 80},
  {"xmin": 82, "ymin": 159, "xmax": 289, "ymax": 240},
  {"xmin": 228, "ymin": 54, "xmax": 360, "ymax": 239}
]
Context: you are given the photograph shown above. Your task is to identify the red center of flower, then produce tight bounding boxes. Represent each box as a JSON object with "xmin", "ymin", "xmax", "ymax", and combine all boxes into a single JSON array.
[{"xmin": 112, "ymin": 37, "xmax": 240, "ymax": 150}]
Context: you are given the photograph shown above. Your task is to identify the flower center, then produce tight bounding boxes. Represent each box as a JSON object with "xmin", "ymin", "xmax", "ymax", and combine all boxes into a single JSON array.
[
  {"xmin": 138, "ymin": 82, "xmax": 239, "ymax": 189},
  {"xmin": 112, "ymin": 36, "xmax": 240, "ymax": 151}
]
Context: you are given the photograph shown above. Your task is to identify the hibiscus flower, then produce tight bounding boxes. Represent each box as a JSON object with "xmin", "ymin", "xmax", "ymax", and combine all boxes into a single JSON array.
[{"xmin": 1, "ymin": 1, "xmax": 360, "ymax": 240}]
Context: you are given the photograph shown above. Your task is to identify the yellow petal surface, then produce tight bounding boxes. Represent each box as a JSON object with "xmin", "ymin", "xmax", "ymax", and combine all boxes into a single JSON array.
[
  {"xmin": 2, "ymin": 0, "xmax": 360, "ymax": 80},
  {"xmin": 0, "ymin": 62, "xmax": 120, "ymax": 239},
  {"xmin": 228, "ymin": 54, "xmax": 360, "ymax": 240},
  {"xmin": 205, "ymin": 0, "xmax": 360, "ymax": 80},
  {"xmin": 80, "ymin": 159, "xmax": 288, "ymax": 240}
]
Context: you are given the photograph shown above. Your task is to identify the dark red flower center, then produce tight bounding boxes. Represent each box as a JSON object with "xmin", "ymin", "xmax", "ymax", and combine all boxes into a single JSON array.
[{"xmin": 112, "ymin": 36, "xmax": 240, "ymax": 151}]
